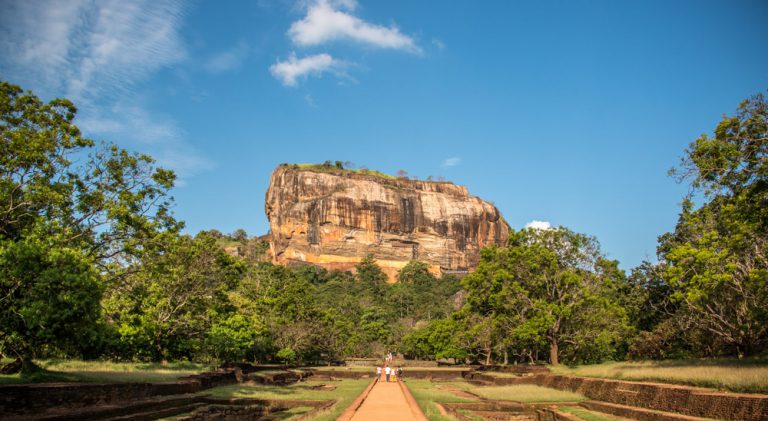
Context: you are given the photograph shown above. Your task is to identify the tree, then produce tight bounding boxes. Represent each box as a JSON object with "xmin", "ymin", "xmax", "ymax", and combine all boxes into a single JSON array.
[
  {"xmin": 102, "ymin": 232, "xmax": 244, "ymax": 361},
  {"xmin": 401, "ymin": 317, "xmax": 468, "ymax": 361},
  {"xmin": 510, "ymin": 228, "xmax": 629, "ymax": 365},
  {"xmin": 460, "ymin": 246, "xmax": 526, "ymax": 365},
  {"xmin": 0, "ymin": 82, "xmax": 177, "ymax": 371},
  {"xmin": 231, "ymin": 228, "xmax": 248, "ymax": 242},
  {"xmin": 462, "ymin": 229, "xmax": 629, "ymax": 365},
  {"xmin": 355, "ymin": 254, "xmax": 388, "ymax": 304},
  {"xmin": 394, "ymin": 261, "xmax": 453, "ymax": 321},
  {"xmin": 661, "ymin": 92, "xmax": 768, "ymax": 357}
]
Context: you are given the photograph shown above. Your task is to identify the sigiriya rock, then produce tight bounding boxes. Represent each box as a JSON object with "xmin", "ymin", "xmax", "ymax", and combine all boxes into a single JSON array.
[{"xmin": 265, "ymin": 164, "xmax": 509, "ymax": 282}]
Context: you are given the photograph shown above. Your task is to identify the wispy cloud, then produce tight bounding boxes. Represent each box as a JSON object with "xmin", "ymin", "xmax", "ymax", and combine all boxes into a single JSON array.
[
  {"xmin": 270, "ymin": 52, "xmax": 347, "ymax": 87},
  {"xmin": 204, "ymin": 41, "xmax": 249, "ymax": 73},
  {"xmin": 442, "ymin": 157, "xmax": 461, "ymax": 167},
  {"xmin": 78, "ymin": 103, "xmax": 214, "ymax": 182},
  {"xmin": 432, "ymin": 38, "xmax": 446, "ymax": 51},
  {"xmin": 0, "ymin": 0, "xmax": 211, "ymax": 181},
  {"xmin": 304, "ymin": 94, "xmax": 317, "ymax": 107},
  {"xmin": 288, "ymin": 0, "xmax": 421, "ymax": 53},
  {"xmin": 0, "ymin": 0, "xmax": 186, "ymax": 104},
  {"xmin": 525, "ymin": 220, "xmax": 553, "ymax": 230}
]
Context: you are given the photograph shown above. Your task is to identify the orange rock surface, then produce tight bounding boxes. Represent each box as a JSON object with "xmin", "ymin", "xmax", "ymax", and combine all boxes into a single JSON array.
[{"xmin": 265, "ymin": 165, "xmax": 509, "ymax": 282}]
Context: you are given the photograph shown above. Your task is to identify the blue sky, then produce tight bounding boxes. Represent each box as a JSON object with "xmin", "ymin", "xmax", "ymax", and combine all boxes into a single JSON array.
[{"xmin": 1, "ymin": 0, "xmax": 767, "ymax": 269}]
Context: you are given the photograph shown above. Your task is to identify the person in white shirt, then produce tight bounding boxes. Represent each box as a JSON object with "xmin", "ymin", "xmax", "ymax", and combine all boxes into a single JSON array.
[
  {"xmin": 384, "ymin": 365, "xmax": 391, "ymax": 382},
  {"xmin": 376, "ymin": 366, "xmax": 382, "ymax": 379}
]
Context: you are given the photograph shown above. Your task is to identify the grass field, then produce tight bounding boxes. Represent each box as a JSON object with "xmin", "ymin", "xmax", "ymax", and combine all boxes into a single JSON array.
[
  {"xmin": 404, "ymin": 379, "xmax": 477, "ymax": 421},
  {"xmin": 405, "ymin": 380, "xmax": 586, "ymax": 420},
  {"xmin": 548, "ymin": 358, "xmax": 768, "ymax": 394},
  {"xmin": 0, "ymin": 360, "xmax": 211, "ymax": 384},
  {"xmin": 559, "ymin": 406, "xmax": 620, "ymax": 421},
  {"xmin": 205, "ymin": 378, "xmax": 371, "ymax": 421},
  {"xmin": 311, "ymin": 366, "xmax": 376, "ymax": 373},
  {"xmin": 449, "ymin": 382, "xmax": 586, "ymax": 403}
]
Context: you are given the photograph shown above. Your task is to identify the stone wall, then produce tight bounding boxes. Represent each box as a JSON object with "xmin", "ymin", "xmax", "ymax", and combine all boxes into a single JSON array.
[
  {"xmin": 488, "ymin": 373, "xmax": 768, "ymax": 421},
  {"xmin": 0, "ymin": 369, "xmax": 239, "ymax": 418}
]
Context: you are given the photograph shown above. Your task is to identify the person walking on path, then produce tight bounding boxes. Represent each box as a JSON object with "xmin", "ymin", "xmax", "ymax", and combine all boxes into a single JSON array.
[
  {"xmin": 376, "ymin": 366, "xmax": 381, "ymax": 379},
  {"xmin": 397, "ymin": 366, "xmax": 403, "ymax": 381},
  {"xmin": 385, "ymin": 365, "xmax": 391, "ymax": 382}
]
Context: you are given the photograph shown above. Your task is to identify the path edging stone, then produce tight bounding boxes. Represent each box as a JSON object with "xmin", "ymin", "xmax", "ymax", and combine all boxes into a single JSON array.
[
  {"xmin": 399, "ymin": 381, "xmax": 429, "ymax": 421},
  {"xmin": 336, "ymin": 377, "xmax": 378, "ymax": 421}
]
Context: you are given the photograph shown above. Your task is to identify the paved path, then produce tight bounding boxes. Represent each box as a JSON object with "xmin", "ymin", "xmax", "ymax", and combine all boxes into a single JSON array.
[{"xmin": 348, "ymin": 379, "xmax": 427, "ymax": 421}]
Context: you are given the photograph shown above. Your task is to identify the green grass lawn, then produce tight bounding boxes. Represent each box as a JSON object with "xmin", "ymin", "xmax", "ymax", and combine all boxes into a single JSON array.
[
  {"xmin": 559, "ymin": 406, "xmax": 622, "ymax": 421},
  {"xmin": 404, "ymin": 379, "xmax": 477, "ymax": 421},
  {"xmin": 448, "ymin": 382, "xmax": 586, "ymax": 403},
  {"xmin": 311, "ymin": 366, "xmax": 376, "ymax": 373},
  {"xmin": 405, "ymin": 380, "xmax": 585, "ymax": 420},
  {"xmin": 548, "ymin": 358, "xmax": 768, "ymax": 394},
  {"xmin": 205, "ymin": 378, "xmax": 371, "ymax": 421},
  {"xmin": 0, "ymin": 360, "xmax": 212, "ymax": 384}
]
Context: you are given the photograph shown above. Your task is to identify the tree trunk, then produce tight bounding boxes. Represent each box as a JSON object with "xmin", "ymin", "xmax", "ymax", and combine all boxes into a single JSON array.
[
  {"xmin": 549, "ymin": 339, "xmax": 559, "ymax": 365},
  {"xmin": 503, "ymin": 349, "xmax": 508, "ymax": 365},
  {"xmin": 485, "ymin": 344, "xmax": 492, "ymax": 366}
]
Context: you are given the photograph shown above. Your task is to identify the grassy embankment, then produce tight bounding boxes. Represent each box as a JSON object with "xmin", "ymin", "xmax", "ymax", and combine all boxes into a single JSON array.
[
  {"xmin": 405, "ymin": 379, "xmax": 587, "ymax": 421},
  {"xmin": 405, "ymin": 379, "xmax": 476, "ymax": 421},
  {"xmin": 0, "ymin": 360, "xmax": 211, "ymax": 384},
  {"xmin": 548, "ymin": 358, "xmax": 768, "ymax": 394},
  {"xmin": 205, "ymin": 378, "xmax": 371, "ymax": 421},
  {"xmin": 558, "ymin": 406, "xmax": 621, "ymax": 421}
]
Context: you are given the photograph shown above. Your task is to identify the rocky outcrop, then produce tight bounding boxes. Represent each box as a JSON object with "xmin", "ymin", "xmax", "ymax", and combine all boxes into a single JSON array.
[{"xmin": 265, "ymin": 165, "xmax": 509, "ymax": 282}]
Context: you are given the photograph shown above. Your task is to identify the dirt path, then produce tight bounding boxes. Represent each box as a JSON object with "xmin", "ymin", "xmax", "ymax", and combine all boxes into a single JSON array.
[{"xmin": 347, "ymin": 379, "xmax": 427, "ymax": 421}]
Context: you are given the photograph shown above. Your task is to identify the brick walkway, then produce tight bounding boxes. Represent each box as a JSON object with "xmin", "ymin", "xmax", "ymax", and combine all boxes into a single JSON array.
[{"xmin": 348, "ymin": 378, "xmax": 427, "ymax": 421}]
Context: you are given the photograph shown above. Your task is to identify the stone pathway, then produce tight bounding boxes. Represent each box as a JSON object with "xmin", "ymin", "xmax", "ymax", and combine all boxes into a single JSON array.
[{"xmin": 348, "ymin": 379, "xmax": 427, "ymax": 421}]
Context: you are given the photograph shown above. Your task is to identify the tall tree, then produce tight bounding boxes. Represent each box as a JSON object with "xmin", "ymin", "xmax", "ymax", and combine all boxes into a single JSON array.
[
  {"xmin": 0, "ymin": 82, "xmax": 177, "ymax": 371},
  {"xmin": 662, "ymin": 92, "xmax": 768, "ymax": 356},
  {"xmin": 463, "ymin": 228, "xmax": 629, "ymax": 365},
  {"xmin": 102, "ymin": 232, "xmax": 244, "ymax": 361}
]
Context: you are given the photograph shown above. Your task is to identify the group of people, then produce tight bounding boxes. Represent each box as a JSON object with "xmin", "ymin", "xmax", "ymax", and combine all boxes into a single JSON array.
[
  {"xmin": 375, "ymin": 364, "xmax": 403, "ymax": 382},
  {"xmin": 377, "ymin": 352, "xmax": 402, "ymax": 383}
]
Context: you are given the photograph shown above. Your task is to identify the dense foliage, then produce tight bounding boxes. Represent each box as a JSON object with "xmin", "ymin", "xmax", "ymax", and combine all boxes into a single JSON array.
[
  {"xmin": 645, "ymin": 93, "xmax": 768, "ymax": 358},
  {"xmin": 1, "ymin": 82, "xmax": 766, "ymax": 371}
]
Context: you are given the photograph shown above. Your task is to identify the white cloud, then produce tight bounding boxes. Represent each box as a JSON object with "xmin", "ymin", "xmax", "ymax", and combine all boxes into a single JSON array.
[
  {"xmin": 432, "ymin": 38, "xmax": 446, "ymax": 50},
  {"xmin": 525, "ymin": 220, "xmax": 553, "ymax": 230},
  {"xmin": 288, "ymin": 0, "xmax": 420, "ymax": 53},
  {"xmin": 442, "ymin": 157, "xmax": 461, "ymax": 167},
  {"xmin": 204, "ymin": 41, "xmax": 249, "ymax": 73},
  {"xmin": 270, "ymin": 53, "xmax": 347, "ymax": 87}
]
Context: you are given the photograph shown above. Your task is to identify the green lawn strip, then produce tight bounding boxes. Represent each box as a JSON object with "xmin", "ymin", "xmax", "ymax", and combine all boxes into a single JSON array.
[
  {"xmin": 0, "ymin": 360, "xmax": 212, "ymax": 384},
  {"xmin": 269, "ymin": 405, "xmax": 315, "ymax": 420},
  {"xmin": 548, "ymin": 358, "xmax": 768, "ymax": 394},
  {"xmin": 484, "ymin": 371, "xmax": 527, "ymax": 378},
  {"xmin": 559, "ymin": 406, "xmax": 620, "ymax": 421},
  {"xmin": 311, "ymin": 366, "xmax": 375, "ymax": 373},
  {"xmin": 404, "ymin": 379, "xmax": 477, "ymax": 421},
  {"xmin": 457, "ymin": 409, "xmax": 485, "ymax": 421},
  {"xmin": 450, "ymin": 383, "xmax": 586, "ymax": 403},
  {"xmin": 205, "ymin": 378, "xmax": 370, "ymax": 421}
]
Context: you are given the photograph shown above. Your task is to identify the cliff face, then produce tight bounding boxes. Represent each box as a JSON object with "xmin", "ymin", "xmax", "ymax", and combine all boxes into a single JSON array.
[{"xmin": 265, "ymin": 165, "xmax": 509, "ymax": 282}]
